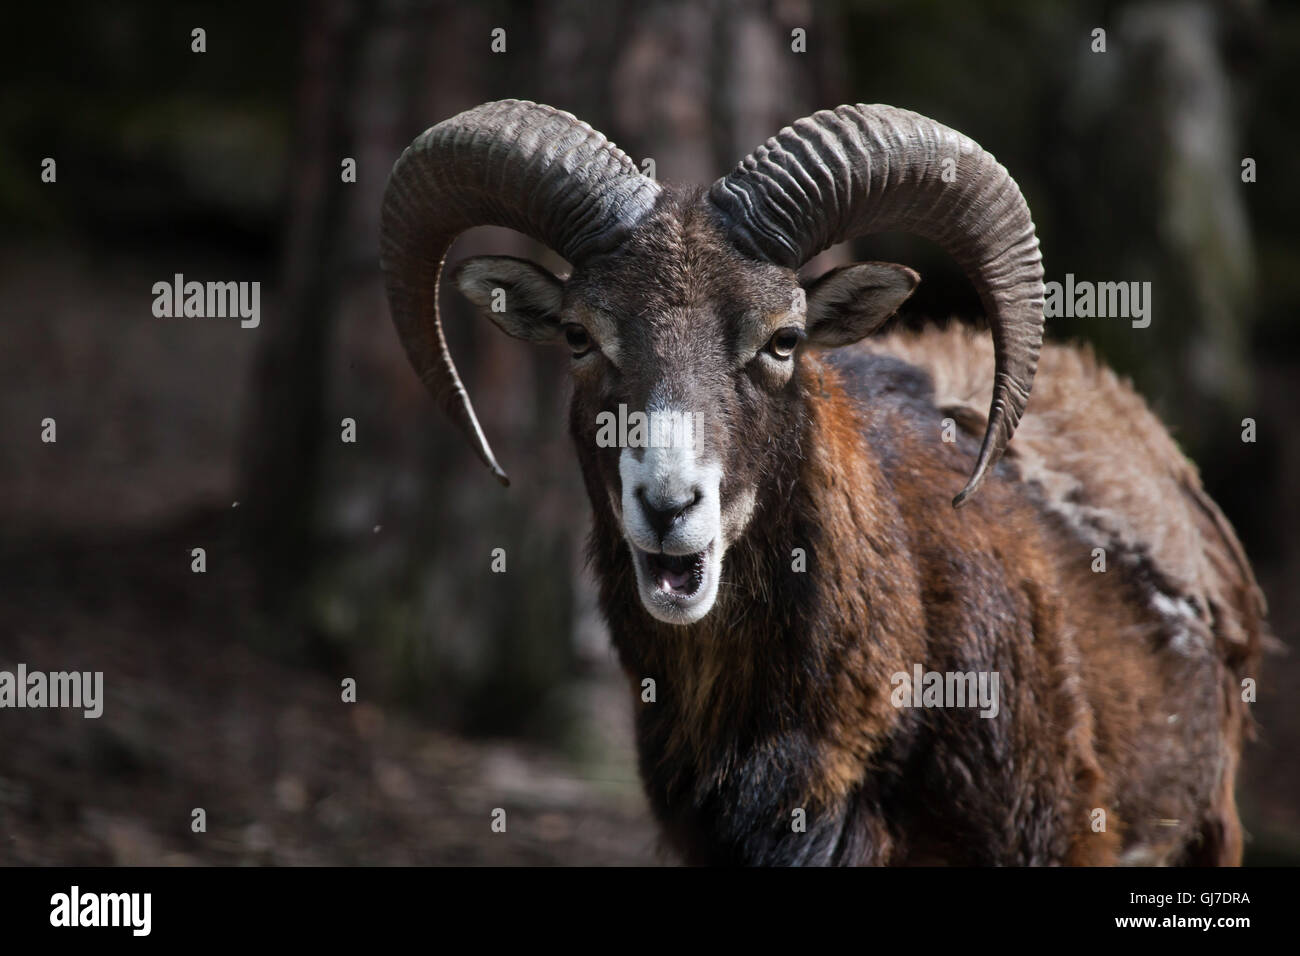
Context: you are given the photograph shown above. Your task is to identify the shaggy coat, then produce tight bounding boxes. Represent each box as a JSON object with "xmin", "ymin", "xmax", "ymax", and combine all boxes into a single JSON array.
[{"xmin": 580, "ymin": 320, "xmax": 1263, "ymax": 866}]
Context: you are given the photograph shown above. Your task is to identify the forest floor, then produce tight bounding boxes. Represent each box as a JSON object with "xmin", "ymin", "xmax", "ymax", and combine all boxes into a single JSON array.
[{"xmin": 0, "ymin": 509, "xmax": 661, "ymax": 865}]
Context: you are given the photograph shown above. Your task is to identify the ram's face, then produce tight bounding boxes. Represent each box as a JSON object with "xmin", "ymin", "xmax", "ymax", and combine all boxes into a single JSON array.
[
  {"xmin": 454, "ymin": 200, "xmax": 918, "ymax": 625},
  {"xmin": 563, "ymin": 211, "xmax": 813, "ymax": 624}
]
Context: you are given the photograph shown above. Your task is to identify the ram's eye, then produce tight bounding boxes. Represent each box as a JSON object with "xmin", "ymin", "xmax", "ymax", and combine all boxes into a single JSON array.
[
  {"xmin": 766, "ymin": 327, "xmax": 804, "ymax": 359},
  {"xmin": 563, "ymin": 324, "xmax": 593, "ymax": 357}
]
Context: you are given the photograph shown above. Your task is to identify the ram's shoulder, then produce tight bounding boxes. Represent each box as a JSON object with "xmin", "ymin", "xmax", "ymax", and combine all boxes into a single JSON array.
[{"xmin": 856, "ymin": 324, "xmax": 1268, "ymax": 671}]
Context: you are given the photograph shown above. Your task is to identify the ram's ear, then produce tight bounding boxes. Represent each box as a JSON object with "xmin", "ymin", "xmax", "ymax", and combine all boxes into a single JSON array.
[
  {"xmin": 452, "ymin": 255, "xmax": 566, "ymax": 343},
  {"xmin": 803, "ymin": 262, "xmax": 919, "ymax": 347}
]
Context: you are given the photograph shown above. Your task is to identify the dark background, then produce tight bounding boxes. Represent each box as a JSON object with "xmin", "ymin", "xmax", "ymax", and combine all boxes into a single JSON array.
[{"xmin": 1, "ymin": 0, "xmax": 1296, "ymax": 864}]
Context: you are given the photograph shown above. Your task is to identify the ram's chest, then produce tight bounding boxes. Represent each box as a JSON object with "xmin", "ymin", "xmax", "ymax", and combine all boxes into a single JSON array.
[{"xmin": 620, "ymin": 642, "xmax": 873, "ymax": 863}]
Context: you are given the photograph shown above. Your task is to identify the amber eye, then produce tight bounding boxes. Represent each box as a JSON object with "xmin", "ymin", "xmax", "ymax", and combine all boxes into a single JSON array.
[
  {"xmin": 766, "ymin": 327, "xmax": 804, "ymax": 359},
  {"xmin": 563, "ymin": 323, "xmax": 593, "ymax": 357}
]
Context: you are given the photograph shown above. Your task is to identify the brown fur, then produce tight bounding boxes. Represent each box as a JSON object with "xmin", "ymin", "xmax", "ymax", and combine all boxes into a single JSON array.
[{"xmin": 464, "ymin": 189, "xmax": 1265, "ymax": 865}]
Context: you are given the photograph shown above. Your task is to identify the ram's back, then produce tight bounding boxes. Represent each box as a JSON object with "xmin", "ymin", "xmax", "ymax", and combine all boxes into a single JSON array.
[{"xmin": 856, "ymin": 323, "xmax": 1267, "ymax": 679}]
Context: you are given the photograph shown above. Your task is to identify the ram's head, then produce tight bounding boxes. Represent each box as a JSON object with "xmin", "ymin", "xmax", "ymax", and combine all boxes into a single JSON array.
[{"xmin": 380, "ymin": 100, "xmax": 1043, "ymax": 624}]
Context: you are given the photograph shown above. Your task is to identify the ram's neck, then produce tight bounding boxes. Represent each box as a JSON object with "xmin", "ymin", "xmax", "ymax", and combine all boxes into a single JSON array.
[{"xmin": 590, "ymin": 363, "xmax": 929, "ymax": 862}]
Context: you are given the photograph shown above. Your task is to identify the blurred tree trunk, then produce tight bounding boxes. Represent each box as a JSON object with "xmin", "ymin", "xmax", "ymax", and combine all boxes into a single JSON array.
[
  {"xmin": 1055, "ymin": 0, "xmax": 1259, "ymax": 446},
  {"xmin": 301, "ymin": 1, "xmax": 583, "ymax": 736},
  {"xmin": 238, "ymin": 0, "xmax": 371, "ymax": 616}
]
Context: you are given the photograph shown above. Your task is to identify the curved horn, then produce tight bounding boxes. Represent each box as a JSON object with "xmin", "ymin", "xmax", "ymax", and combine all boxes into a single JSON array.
[
  {"xmin": 708, "ymin": 104, "xmax": 1044, "ymax": 507},
  {"xmin": 380, "ymin": 99, "xmax": 660, "ymax": 485}
]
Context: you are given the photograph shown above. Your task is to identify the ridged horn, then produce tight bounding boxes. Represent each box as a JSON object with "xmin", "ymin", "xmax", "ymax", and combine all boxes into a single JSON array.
[
  {"xmin": 380, "ymin": 99, "xmax": 660, "ymax": 485},
  {"xmin": 709, "ymin": 104, "xmax": 1044, "ymax": 507}
]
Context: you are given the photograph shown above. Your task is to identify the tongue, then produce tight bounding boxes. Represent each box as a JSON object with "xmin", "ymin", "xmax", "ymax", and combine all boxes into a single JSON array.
[{"xmin": 658, "ymin": 567, "xmax": 693, "ymax": 592}]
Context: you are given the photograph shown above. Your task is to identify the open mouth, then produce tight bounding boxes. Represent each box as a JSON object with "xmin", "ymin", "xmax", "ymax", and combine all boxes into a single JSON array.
[
  {"xmin": 643, "ymin": 548, "xmax": 708, "ymax": 598},
  {"xmin": 629, "ymin": 539, "xmax": 718, "ymax": 617}
]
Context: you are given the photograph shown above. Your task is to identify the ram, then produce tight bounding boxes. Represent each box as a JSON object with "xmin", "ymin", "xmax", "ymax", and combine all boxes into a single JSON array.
[{"xmin": 379, "ymin": 100, "xmax": 1267, "ymax": 865}]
